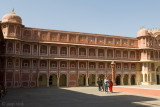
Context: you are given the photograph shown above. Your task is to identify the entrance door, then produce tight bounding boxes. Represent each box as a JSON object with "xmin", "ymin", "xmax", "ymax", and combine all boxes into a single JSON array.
[
  {"xmin": 157, "ymin": 75, "xmax": 160, "ymax": 84},
  {"xmin": 131, "ymin": 75, "xmax": 136, "ymax": 85},
  {"xmin": 123, "ymin": 74, "xmax": 128, "ymax": 85},
  {"xmin": 78, "ymin": 74, "xmax": 86, "ymax": 86},
  {"xmin": 156, "ymin": 66, "xmax": 160, "ymax": 85},
  {"xmin": 116, "ymin": 75, "xmax": 121, "ymax": 85},
  {"xmin": 49, "ymin": 74, "xmax": 57, "ymax": 86},
  {"xmin": 39, "ymin": 74, "xmax": 47, "ymax": 87},
  {"xmin": 88, "ymin": 74, "xmax": 95, "ymax": 86},
  {"xmin": 59, "ymin": 74, "xmax": 67, "ymax": 86}
]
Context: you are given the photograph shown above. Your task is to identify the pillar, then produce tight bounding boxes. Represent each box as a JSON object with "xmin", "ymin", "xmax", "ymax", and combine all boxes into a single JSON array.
[
  {"xmin": 120, "ymin": 76, "xmax": 123, "ymax": 85},
  {"xmin": 57, "ymin": 77, "xmax": 59, "ymax": 87},
  {"xmin": 86, "ymin": 75, "xmax": 88, "ymax": 86},
  {"xmin": 128, "ymin": 75, "xmax": 131, "ymax": 85},
  {"xmin": 111, "ymin": 61, "xmax": 116, "ymax": 86},
  {"xmin": 95, "ymin": 74, "xmax": 98, "ymax": 86},
  {"xmin": 143, "ymin": 73, "xmax": 145, "ymax": 82}
]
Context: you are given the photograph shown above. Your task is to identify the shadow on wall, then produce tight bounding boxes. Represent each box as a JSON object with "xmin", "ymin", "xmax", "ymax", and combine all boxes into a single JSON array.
[{"xmin": 2, "ymin": 88, "xmax": 159, "ymax": 107}]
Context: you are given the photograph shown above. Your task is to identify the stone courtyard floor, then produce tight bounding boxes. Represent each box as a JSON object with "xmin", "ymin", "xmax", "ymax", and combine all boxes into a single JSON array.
[{"xmin": 0, "ymin": 86, "xmax": 160, "ymax": 107}]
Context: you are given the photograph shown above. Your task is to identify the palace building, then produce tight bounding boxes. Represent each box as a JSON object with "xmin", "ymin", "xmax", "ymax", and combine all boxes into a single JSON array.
[{"xmin": 0, "ymin": 9, "xmax": 160, "ymax": 88}]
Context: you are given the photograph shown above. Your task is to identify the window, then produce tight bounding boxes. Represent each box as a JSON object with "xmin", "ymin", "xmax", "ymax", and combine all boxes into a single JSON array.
[
  {"xmin": 117, "ymin": 65, "xmax": 121, "ymax": 69},
  {"xmin": 33, "ymin": 63, "xmax": 37, "ymax": 67},
  {"xmin": 80, "ymin": 52, "xmax": 85, "ymax": 55},
  {"xmin": 80, "ymin": 64, "xmax": 84, "ymax": 68},
  {"xmin": 90, "ymin": 65, "xmax": 95, "ymax": 69},
  {"xmin": 100, "ymin": 65, "xmax": 104, "ymax": 69},
  {"xmin": 41, "ymin": 63, "xmax": 45, "ymax": 67},
  {"xmin": 24, "ymin": 49, "xmax": 29, "ymax": 53},
  {"xmin": 8, "ymin": 47, "xmax": 12, "ymax": 52},
  {"xmin": 8, "ymin": 62, "xmax": 12, "ymax": 66},
  {"xmin": 62, "ymin": 51, "xmax": 66, "ymax": 55},
  {"xmin": 52, "ymin": 64, "xmax": 56, "ymax": 68},
  {"xmin": 51, "ymin": 50, "xmax": 56, "ymax": 54},
  {"xmin": 99, "ymin": 53, "xmax": 103, "ymax": 56},
  {"xmin": 42, "ymin": 49, "xmax": 46, "ymax": 54},
  {"xmin": 62, "ymin": 64, "xmax": 66, "ymax": 68},
  {"xmin": 71, "ymin": 64, "xmax": 75, "ymax": 68},
  {"xmin": 24, "ymin": 63, "xmax": 28, "ymax": 67},
  {"xmin": 131, "ymin": 64, "xmax": 136, "ymax": 69},
  {"xmin": 39, "ymin": 76, "xmax": 42, "ymax": 81},
  {"xmin": 124, "ymin": 64, "xmax": 128, "ymax": 69}
]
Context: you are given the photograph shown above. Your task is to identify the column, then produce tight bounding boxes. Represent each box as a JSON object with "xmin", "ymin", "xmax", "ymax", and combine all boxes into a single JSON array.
[
  {"xmin": 57, "ymin": 77, "xmax": 59, "ymax": 87},
  {"xmin": 13, "ymin": 58, "xmax": 16, "ymax": 88},
  {"xmin": 95, "ymin": 74, "xmax": 98, "ymax": 86},
  {"xmin": 128, "ymin": 75, "xmax": 131, "ymax": 85},
  {"xmin": 86, "ymin": 61, "xmax": 88, "ymax": 86},
  {"xmin": 120, "ymin": 76, "xmax": 123, "ymax": 85},
  {"xmin": 57, "ymin": 60, "xmax": 60, "ymax": 87},
  {"xmin": 143, "ymin": 73, "xmax": 145, "ymax": 82},
  {"xmin": 147, "ymin": 73, "xmax": 149, "ymax": 82},
  {"xmin": 86, "ymin": 75, "xmax": 88, "ymax": 86},
  {"xmin": 111, "ymin": 61, "xmax": 116, "ymax": 86},
  {"xmin": 47, "ymin": 76, "xmax": 49, "ymax": 87}
]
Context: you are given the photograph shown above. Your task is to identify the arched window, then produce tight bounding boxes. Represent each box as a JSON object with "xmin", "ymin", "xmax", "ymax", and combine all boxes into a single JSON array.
[
  {"xmin": 8, "ymin": 42, "xmax": 13, "ymax": 52},
  {"xmin": 22, "ymin": 60, "xmax": 30, "ymax": 67},
  {"xmin": 60, "ymin": 47, "xmax": 67, "ymax": 55},
  {"xmin": 7, "ymin": 59, "xmax": 13, "ymax": 67},
  {"xmin": 23, "ymin": 44, "xmax": 30, "ymax": 54},
  {"xmin": 40, "ymin": 45, "xmax": 47, "ymax": 55},
  {"xmin": 151, "ymin": 63, "xmax": 155, "ymax": 71},
  {"xmin": 107, "ymin": 49, "xmax": 113, "ymax": 58},
  {"xmin": 89, "ymin": 48, "xmax": 95, "ymax": 56},
  {"xmin": 70, "ymin": 47, "xmax": 76, "ymax": 56},
  {"xmin": 60, "ymin": 61, "xmax": 67, "ymax": 68},
  {"xmin": 89, "ymin": 62, "xmax": 95, "ymax": 69},
  {"xmin": 79, "ymin": 48, "xmax": 86, "ymax": 56},
  {"xmin": 50, "ymin": 46, "xmax": 57, "ymax": 55},
  {"xmin": 116, "ymin": 50, "xmax": 121, "ymax": 58},
  {"xmin": 131, "ymin": 63, "xmax": 136, "ymax": 70}
]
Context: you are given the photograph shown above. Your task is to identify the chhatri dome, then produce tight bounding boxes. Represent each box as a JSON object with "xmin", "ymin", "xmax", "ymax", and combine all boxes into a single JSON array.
[
  {"xmin": 1, "ymin": 8, "xmax": 22, "ymax": 24},
  {"xmin": 137, "ymin": 26, "xmax": 149, "ymax": 38}
]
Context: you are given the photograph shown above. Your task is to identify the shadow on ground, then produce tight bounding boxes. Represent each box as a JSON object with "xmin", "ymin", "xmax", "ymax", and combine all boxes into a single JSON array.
[{"xmin": 0, "ymin": 87, "xmax": 158, "ymax": 107}]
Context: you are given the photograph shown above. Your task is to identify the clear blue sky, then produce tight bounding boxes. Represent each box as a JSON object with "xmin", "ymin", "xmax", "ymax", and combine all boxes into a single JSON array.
[{"xmin": 1, "ymin": 0, "xmax": 160, "ymax": 37}]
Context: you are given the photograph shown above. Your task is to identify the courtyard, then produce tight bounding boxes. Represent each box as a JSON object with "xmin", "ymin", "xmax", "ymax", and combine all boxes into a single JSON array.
[{"xmin": 1, "ymin": 87, "xmax": 160, "ymax": 107}]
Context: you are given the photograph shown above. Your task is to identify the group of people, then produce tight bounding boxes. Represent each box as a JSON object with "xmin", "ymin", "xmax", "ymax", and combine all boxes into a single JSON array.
[{"xmin": 97, "ymin": 78, "xmax": 113, "ymax": 93}]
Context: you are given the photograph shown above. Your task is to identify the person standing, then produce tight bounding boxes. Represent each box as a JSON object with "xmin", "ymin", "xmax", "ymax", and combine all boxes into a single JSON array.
[
  {"xmin": 97, "ymin": 78, "xmax": 101, "ymax": 91},
  {"xmin": 109, "ymin": 79, "xmax": 113, "ymax": 93},
  {"xmin": 101, "ymin": 79, "xmax": 104, "ymax": 91},
  {"xmin": 104, "ymin": 78, "xmax": 108, "ymax": 92}
]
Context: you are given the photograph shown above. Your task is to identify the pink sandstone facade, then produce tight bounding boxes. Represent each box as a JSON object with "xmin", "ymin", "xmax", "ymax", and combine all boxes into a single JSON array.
[{"xmin": 0, "ymin": 9, "xmax": 160, "ymax": 88}]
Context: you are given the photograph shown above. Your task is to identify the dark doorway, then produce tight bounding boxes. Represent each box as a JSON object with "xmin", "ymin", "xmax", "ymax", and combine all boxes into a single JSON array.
[
  {"xmin": 116, "ymin": 75, "xmax": 121, "ymax": 85},
  {"xmin": 131, "ymin": 75, "xmax": 136, "ymax": 85},
  {"xmin": 157, "ymin": 75, "xmax": 160, "ymax": 84}
]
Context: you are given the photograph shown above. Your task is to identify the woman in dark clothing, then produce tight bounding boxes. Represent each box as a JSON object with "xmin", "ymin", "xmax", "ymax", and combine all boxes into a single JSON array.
[{"xmin": 97, "ymin": 78, "xmax": 101, "ymax": 91}]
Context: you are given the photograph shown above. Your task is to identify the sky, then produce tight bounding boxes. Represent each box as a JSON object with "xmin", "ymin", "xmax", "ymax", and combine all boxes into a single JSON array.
[{"xmin": 0, "ymin": 0, "xmax": 160, "ymax": 37}]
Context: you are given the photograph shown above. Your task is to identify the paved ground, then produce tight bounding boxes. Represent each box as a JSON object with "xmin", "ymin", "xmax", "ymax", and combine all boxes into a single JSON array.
[
  {"xmin": 0, "ymin": 87, "xmax": 160, "ymax": 107},
  {"xmin": 113, "ymin": 85, "xmax": 160, "ymax": 97}
]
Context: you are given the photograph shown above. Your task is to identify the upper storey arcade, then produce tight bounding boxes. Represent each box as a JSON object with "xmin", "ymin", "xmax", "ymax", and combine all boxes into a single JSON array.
[{"xmin": 0, "ymin": 9, "xmax": 138, "ymax": 48}]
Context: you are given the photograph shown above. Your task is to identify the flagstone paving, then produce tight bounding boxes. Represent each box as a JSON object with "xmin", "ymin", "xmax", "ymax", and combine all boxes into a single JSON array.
[{"xmin": 0, "ymin": 87, "xmax": 160, "ymax": 107}]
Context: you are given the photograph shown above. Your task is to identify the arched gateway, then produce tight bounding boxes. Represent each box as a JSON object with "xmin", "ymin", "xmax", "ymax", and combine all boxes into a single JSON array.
[
  {"xmin": 38, "ymin": 74, "xmax": 47, "ymax": 87},
  {"xmin": 78, "ymin": 74, "xmax": 86, "ymax": 86},
  {"xmin": 49, "ymin": 74, "xmax": 57, "ymax": 86},
  {"xmin": 88, "ymin": 74, "xmax": 95, "ymax": 86},
  {"xmin": 156, "ymin": 66, "xmax": 160, "ymax": 84},
  {"xmin": 116, "ymin": 75, "xmax": 121, "ymax": 85},
  {"xmin": 59, "ymin": 74, "xmax": 67, "ymax": 86}
]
